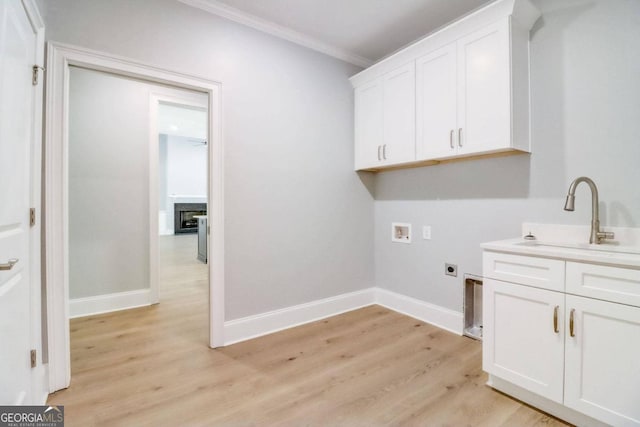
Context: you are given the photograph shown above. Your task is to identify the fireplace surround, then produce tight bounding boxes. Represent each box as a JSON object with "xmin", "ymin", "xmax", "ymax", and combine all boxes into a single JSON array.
[{"xmin": 174, "ymin": 203, "xmax": 206, "ymax": 234}]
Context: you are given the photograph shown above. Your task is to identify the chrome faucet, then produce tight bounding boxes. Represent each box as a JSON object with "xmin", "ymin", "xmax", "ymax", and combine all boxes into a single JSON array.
[{"xmin": 563, "ymin": 177, "xmax": 614, "ymax": 244}]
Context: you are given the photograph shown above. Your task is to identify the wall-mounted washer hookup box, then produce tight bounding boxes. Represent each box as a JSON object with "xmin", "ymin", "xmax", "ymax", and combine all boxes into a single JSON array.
[
  {"xmin": 391, "ymin": 223, "xmax": 412, "ymax": 243},
  {"xmin": 464, "ymin": 274, "xmax": 483, "ymax": 340}
]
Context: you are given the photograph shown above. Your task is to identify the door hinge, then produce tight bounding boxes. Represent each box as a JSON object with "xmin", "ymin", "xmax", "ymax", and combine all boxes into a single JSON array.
[
  {"xmin": 30, "ymin": 208, "xmax": 36, "ymax": 227},
  {"xmin": 30, "ymin": 350, "xmax": 37, "ymax": 368},
  {"xmin": 32, "ymin": 65, "xmax": 45, "ymax": 86}
]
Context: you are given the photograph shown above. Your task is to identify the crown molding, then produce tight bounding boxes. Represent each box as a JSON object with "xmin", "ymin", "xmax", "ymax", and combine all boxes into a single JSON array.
[{"xmin": 178, "ymin": 0, "xmax": 373, "ymax": 68}]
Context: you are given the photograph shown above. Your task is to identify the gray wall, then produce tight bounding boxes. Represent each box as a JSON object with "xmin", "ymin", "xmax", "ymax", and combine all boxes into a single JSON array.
[
  {"xmin": 39, "ymin": 0, "xmax": 374, "ymax": 318},
  {"xmin": 69, "ymin": 67, "xmax": 154, "ymax": 299},
  {"xmin": 374, "ymin": 0, "xmax": 640, "ymax": 311}
]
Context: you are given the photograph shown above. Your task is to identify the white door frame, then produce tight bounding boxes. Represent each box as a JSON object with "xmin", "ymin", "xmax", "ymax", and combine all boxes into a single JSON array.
[
  {"xmin": 149, "ymin": 93, "xmax": 208, "ymax": 304},
  {"xmin": 44, "ymin": 42, "xmax": 225, "ymax": 392}
]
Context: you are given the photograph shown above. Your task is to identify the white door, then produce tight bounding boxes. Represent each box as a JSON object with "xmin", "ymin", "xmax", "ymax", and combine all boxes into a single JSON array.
[
  {"xmin": 483, "ymin": 279, "xmax": 565, "ymax": 403},
  {"xmin": 565, "ymin": 295, "xmax": 640, "ymax": 427},
  {"xmin": 416, "ymin": 43, "xmax": 457, "ymax": 160},
  {"xmin": 354, "ymin": 78, "xmax": 383, "ymax": 170},
  {"xmin": 381, "ymin": 63, "xmax": 415, "ymax": 165},
  {"xmin": 0, "ymin": 0, "xmax": 37, "ymax": 405},
  {"xmin": 457, "ymin": 20, "xmax": 511, "ymax": 155}
]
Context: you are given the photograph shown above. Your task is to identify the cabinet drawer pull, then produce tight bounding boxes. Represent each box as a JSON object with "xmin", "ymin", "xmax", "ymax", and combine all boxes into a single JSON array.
[
  {"xmin": 450, "ymin": 129, "xmax": 454, "ymax": 149},
  {"xmin": 569, "ymin": 309, "xmax": 576, "ymax": 337},
  {"xmin": 553, "ymin": 305, "xmax": 559, "ymax": 333},
  {"xmin": 0, "ymin": 258, "xmax": 19, "ymax": 271},
  {"xmin": 382, "ymin": 144, "xmax": 387, "ymax": 160},
  {"xmin": 458, "ymin": 127, "xmax": 463, "ymax": 147},
  {"xmin": 377, "ymin": 145, "xmax": 381, "ymax": 161}
]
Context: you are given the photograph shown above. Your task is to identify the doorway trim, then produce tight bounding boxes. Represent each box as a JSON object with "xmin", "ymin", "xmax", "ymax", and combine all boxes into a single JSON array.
[{"xmin": 44, "ymin": 42, "xmax": 225, "ymax": 392}]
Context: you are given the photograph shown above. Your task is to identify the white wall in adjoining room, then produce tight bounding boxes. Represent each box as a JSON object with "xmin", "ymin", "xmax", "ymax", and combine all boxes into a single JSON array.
[
  {"xmin": 165, "ymin": 135, "xmax": 208, "ymax": 199},
  {"xmin": 38, "ymin": 0, "xmax": 375, "ymax": 320},
  {"xmin": 158, "ymin": 133, "xmax": 208, "ymax": 235},
  {"xmin": 373, "ymin": 0, "xmax": 640, "ymax": 313}
]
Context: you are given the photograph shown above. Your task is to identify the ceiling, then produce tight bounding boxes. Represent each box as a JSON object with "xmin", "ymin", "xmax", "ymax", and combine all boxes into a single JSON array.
[
  {"xmin": 181, "ymin": 0, "xmax": 493, "ymax": 66},
  {"xmin": 158, "ymin": 103, "xmax": 207, "ymax": 140}
]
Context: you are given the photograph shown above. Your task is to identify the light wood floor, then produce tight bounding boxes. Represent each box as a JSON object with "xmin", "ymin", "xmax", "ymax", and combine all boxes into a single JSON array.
[{"xmin": 48, "ymin": 235, "xmax": 569, "ymax": 426}]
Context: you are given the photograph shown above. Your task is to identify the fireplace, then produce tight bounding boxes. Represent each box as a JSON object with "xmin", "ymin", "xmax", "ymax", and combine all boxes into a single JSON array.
[{"xmin": 174, "ymin": 203, "xmax": 206, "ymax": 234}]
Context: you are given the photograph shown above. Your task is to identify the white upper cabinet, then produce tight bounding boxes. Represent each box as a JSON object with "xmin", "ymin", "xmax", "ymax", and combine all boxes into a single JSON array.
[
  {"xmin": 456, "ymin": 21, "xmax": 511, "ymax": 156},
  {"xmin": 382, "ymin": 63, "xmax": 415, "ymax": 165},
  {"xmin": 354, "ymin": 64, "xmax": 415, "ymax": 170},
  {"xmin": 351, "ymin": 0, "xmax": 540, "ymax": 171},
  {"xmin": 354, "ymin": 79, "xmax": 383, "ymax": 170},
  {"xmin": 416, "ymin": 43, "xmax": 457, "ymax": 160}
]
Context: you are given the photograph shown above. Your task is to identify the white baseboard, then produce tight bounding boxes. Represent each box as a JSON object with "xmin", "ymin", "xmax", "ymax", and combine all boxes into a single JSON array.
[
  {"xmin": 223, "ymin": 287, "xmax": 464, "ymax": 345},
  {"xmin": 69, "ymin": 289, "xmax": 152, "ymax": 318},
  {"xmin": 375, "ymin": 288, "xmax": 464, "ymax": 335},
  {"xmin": 224, "ymin": 288, "xmax": 376, "ymax": 345}
]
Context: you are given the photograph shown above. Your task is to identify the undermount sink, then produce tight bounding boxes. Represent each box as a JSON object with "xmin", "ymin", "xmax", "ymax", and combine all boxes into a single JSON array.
[{"xmin": 513, "ymin": 240, "xmax": 640, "ymax": 255}]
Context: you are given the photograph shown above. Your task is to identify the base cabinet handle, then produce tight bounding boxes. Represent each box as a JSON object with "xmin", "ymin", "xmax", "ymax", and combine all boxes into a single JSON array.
[
  {"xmin": 377, "ymin": 145, "xmax": 381, "ymax": 161},
  {"xmin": 553, "ymin": 306, "xmax": 559, "ymax": 333},
  {"xmin": 0, "ymin": 258, "xmax": 19, "ymax": 271},
  {"xmin": 569, "ymin": 309, "xmax": 576, "ymax": 337}
]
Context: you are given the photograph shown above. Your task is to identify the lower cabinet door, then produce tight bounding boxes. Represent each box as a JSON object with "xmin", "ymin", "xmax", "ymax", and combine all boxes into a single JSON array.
[
  {"xmin": 564, "ymin": 295, "xmax": 640, "ymax": 426},
  {"xmin": 483, "ymin": 278, "xmax": 565, "ymax": 402}
]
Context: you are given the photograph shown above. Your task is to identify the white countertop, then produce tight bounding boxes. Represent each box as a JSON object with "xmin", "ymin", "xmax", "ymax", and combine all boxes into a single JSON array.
[{"xmin": 482, "ymin": 238, "xmax": 640, "ymax": 268}]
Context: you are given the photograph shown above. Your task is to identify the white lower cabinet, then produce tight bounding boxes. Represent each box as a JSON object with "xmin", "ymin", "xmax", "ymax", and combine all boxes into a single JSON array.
[
  {"xmin": 484, "ymin": 251, "xmax": 640, "ymax": 427},
  {"xmin": 483, "ymin": 279, "xmax": 564, "ymax": 403},
  {"xmin": 564, "ymin": 295, "xmax": 640, "ymax": 427}
]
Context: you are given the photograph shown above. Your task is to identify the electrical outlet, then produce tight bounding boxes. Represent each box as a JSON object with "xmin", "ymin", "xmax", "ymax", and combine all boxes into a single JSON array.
[
  {"xmin": 422, "ymin": 226, "xmax": 431, "ymax": 240},
  {"xmin": 445, "ymin": 263, "xmax": 457, "ymax": 277}
]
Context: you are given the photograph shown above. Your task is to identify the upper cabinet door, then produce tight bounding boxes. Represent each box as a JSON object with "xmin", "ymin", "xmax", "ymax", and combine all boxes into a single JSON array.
[
  {"xmin": 457, "ymin": 20, "xmax": 511, "ymax": 155},
  {"xmin": 382, "ymin": 63, "xmax": 415, "ymax": 165},
  {"xmin": 416, "ymin": 43, "xmax": 457, "ymax": 160},
  {"xmin": 354, "ymin": 78, "xmax": 383, "ymax": 170}
]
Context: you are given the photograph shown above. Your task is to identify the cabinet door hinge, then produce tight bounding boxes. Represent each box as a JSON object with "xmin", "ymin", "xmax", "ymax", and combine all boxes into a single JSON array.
[
  {"xmin": 32, "ymin": 65, "xmax": 45, "ymax": 86},
  {"xmin": 30, "ymin": 208, "xmax": 36, "ymax": 227},
  {"xmin": 30, "ymin": 349, "xmax": 37, "ymax": 368}
]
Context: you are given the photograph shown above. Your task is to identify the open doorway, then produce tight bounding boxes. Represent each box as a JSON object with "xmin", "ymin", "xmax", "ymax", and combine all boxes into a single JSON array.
[
  {"xmin": 45, "ymin": 44, "xmax": 224, "ymax": 391},
  {"xmin": 51, "ymin": 60, "xmax": 221, "ymax": 391},
  {"xmin": 67, "ymin": 66, "xmax": 210, "ymax": 314},
  {"xmin": 152, "ymin": 99, "xmax": 209, "ymax": 306}
]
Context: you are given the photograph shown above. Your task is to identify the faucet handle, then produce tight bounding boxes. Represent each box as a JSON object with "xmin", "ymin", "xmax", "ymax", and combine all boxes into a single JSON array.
[{"xmin": 597, "ymin": 231, "xmax": 615, "ymax": 242}]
